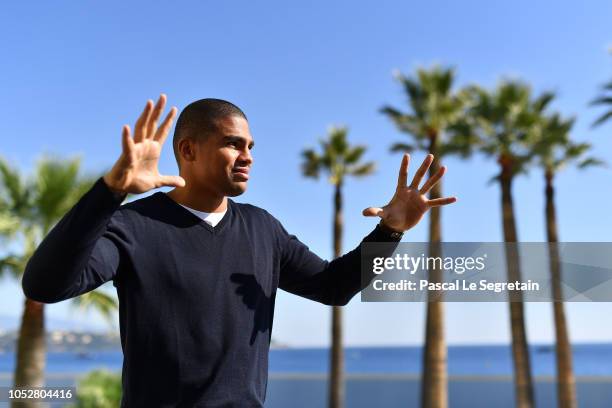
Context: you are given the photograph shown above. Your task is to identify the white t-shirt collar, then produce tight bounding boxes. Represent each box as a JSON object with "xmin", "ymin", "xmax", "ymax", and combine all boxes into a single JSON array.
[{"xmin": 178, "ymin": 204, "xmax": 227, "ymax": 227}]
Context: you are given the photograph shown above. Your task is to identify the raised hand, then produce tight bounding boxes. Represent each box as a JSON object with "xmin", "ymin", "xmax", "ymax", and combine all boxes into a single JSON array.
[
  {"xmin": 362, "ymin": 153, "xmax": 457, "ymax": 232},
  {"xmin": 103, "ymin": 94, "xmax": 185, "ymax": 195}
]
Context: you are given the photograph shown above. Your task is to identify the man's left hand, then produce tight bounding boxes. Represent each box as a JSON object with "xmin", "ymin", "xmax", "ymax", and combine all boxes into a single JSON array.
[{"xmin": 362, "ymin": 153, "xmax": 457, "ymax": 233}]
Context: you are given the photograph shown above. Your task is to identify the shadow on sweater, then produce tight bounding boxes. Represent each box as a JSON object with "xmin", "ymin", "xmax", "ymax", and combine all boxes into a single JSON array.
[{"xmin": 230, "ymin": 273, "xmax": 274, "ymax": 345}]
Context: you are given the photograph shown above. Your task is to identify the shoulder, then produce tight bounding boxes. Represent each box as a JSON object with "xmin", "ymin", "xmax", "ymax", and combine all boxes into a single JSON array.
[
  {"xmin": 231, "ymin": 200, "xmax": 267, "ymax": 216},
  {"xmin": 116, "ymin": 192, "xmax": 160, "ymax": 215},
  {"xmin": 230, "ymin": 200, "xmax": 285, "ymax": 231},
  {"xmin": 121, "ymin": 191, "xmax": 159, "ymax": 207},
  {"xmin": 109, "ymin": 192, "xmax": 165, "ymax": 230},
  {"xmin": 231, "ymin": 200, "xmax": 276, "ymax": 221}
]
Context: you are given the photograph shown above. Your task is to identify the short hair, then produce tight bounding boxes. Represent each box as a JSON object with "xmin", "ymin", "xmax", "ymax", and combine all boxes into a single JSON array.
[{"xmin": 172, "ymin": 98, "xmax": 248, "ymax": 167}]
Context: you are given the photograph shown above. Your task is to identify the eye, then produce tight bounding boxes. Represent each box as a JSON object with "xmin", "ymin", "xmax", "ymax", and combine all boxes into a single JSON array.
[{"xmin": 227, "ymin": 141, "xmax": 238, "ymax": 147}]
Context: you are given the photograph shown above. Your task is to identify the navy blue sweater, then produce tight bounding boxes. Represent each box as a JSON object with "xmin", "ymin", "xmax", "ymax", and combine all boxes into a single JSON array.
[{"xmin": 22, "ymin": 177, "xmax": 401, "ymax": 407}]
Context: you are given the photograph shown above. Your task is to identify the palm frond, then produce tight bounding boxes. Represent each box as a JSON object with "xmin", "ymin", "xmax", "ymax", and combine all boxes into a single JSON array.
[
  {"xmin": 349, "ymin": 162, "xmax": 376, "ymax": 177},
  {"xmin": 578, "ymin": 157, "xmax": 606, "ymax": 169},
  {"xmin": 344, "ymin": 146, "xmax": 366, "ymax": 165},
  {"xmin": 592, "ymin": 110, "xmax": 612, "ymax": 128},
  {"xmin": 301, "ymin": 127, "xmax": 375, "ymax": 185},
  {"xmin": 590, "ymin": 96, "xmax": 612, "ymax": 106},
  {"xmin": 0, "ymin": 213, "xmax": 20, "ymax": 237},
  {"xmin": 601, "ymin": 80, "xmax": 612, "ymax": 91},
  {"xmin": 383, "ymin": 65, "xmax": 476, "ymax": 162},
  {"xmin": 533, "ymin": 91, "xmax": 556, "ymax": 113},
  {"xmin": 328, "ymin": 126, "xmax": 349, "ymax": 155},
  {"xmin": 34, "ymin": 156, "xmax": 82, "ymax": 232},
  {"xmin": 300, "ymin": 149, "xmax": 321, "ymax": 179},
  {"xmin": 0, "ymin": 157, "xmax": 31, "ymax": 217},
  {"xmin": 389, "ymin": 142, "xmax": 417, "ymax": 153},
  {"xmin": 590, "ymin": 80, "xmax": 612, "ymax": 127},
  {"xmin": 71, "ymin": 290, "xmax": 118, "ymax": 327},
  {"xmin": 0, "ymin": 253, "xmax": 26, "ymax": 280}
]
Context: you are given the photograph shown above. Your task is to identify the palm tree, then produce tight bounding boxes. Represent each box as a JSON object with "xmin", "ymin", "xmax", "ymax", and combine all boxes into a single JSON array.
[
  {"xmin": 466, "ymin": 80, "xmax": 555, "ymax": 408},
  {"xmin": 301, "ymin": 126, "xmax": 375, "ymax": 408},
  {"xmin": 0, "ymin": 156, "xmax": 118, "ymax": 408},
  {"xmin": 591, "ymin": 79, "xmax": 612, "ymax": 127},
  {"xmin": 381, "ymin": 65, "xmax": 472, "ymax": 408},
  {"xmin": 529, "ymin": 113, "xmax": 603, "ymax": 408}
]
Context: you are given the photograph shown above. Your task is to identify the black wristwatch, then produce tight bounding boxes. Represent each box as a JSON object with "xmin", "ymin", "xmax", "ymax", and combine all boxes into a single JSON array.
[{"xmin": 377, "ymin": 221, "xmax": 404, "ymax": 240}]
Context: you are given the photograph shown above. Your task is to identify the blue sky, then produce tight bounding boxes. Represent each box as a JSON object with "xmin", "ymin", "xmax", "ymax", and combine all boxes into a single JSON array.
[{"xmin": 1, "ymin": 0, "xmax": 612, "ymax": 346}]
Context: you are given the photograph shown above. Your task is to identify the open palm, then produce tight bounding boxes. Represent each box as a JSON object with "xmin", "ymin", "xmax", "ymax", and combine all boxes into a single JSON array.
[
  {"xmin": 104, "ymin": 94, "xmax": 185, "ymax": 194},
  {"xmin": 363, "ymin": 154, "xmax": 457, "ymax": 232}
]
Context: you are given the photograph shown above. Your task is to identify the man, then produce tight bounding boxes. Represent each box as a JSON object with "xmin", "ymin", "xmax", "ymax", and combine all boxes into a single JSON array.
[{"xmin": 22, "ymin": 94, "xmax": 456, "ymax": 407}]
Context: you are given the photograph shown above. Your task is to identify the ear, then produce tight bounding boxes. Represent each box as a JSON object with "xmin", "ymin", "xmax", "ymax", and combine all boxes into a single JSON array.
[{"xmin": 178, "ymin": 138, "xmax": 197, "ymax": 164}]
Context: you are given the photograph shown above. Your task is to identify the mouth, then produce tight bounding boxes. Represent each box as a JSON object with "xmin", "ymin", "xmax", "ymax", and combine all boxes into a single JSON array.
[{"xmin": 232, "ymin": 167, "xmax": 250, "ymax": 181}]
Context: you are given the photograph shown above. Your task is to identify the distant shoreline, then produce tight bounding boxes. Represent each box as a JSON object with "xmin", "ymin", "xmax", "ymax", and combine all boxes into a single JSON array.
[{"xmin": 2, "ymin": 372, "xmax": 612, "ymax": 382}]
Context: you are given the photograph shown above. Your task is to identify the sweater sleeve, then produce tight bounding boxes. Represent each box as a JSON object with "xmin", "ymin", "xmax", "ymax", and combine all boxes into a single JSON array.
[
  {"xmin": 22, "ymin": 177, "xmax": 132, "ymax": 303},
  {"xmin": 276, "ymin": 221, "xmax": 402, "ymax": 306}
]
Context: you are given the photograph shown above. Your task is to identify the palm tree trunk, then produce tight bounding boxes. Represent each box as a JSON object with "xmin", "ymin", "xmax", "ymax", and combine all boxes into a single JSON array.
[
  {"xmin": 329, "ymin": 182, "xmax": 344, "ymax": 408},
  {"xmin": 545, "ymin": 170, "xmax": 577, "ymax": 408},
  {"xmin": 500, "ymin": 163, "xmax": 534, "ymax": 408},
  {"xmin": 421, "ymin": 138, "xmax": 447, "ymax": 408},
  {"xmin": 12, "ymin": 298, "xmax": 46, "ymax": 408}
]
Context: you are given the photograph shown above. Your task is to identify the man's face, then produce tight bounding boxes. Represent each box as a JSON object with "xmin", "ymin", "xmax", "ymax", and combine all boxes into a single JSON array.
[{"xmin": 192, "ymin": 115, "xmax": 254, "ymax": 197}]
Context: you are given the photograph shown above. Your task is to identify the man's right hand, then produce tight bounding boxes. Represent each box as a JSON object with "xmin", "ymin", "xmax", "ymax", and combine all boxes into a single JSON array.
[{"xmin": 103, "ymin": 94, "xmax": 185, "ymax": 195}]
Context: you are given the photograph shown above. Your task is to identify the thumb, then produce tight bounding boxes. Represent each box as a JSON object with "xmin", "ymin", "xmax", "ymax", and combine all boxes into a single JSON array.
[
  {"xmin": 362, "ymin": 206, "xmax": 384, "ymax": 217},
  {"xmin": 159, "ymin": 175, "xmax": 186, "ymax": 188}
]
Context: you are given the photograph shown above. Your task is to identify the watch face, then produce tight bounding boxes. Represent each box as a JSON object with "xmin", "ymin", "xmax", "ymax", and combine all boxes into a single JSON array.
[{"xmin": 379, "ymin": 222, "xmax": 403, "ymax": 238}]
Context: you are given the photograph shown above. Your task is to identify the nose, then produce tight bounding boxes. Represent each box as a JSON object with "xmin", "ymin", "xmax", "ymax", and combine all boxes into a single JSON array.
[{"xmin": 238, "ymin": 147, "xmax": 253, "ymax": 167}]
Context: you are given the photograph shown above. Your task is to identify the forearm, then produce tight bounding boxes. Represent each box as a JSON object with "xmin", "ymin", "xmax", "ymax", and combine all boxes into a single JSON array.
[
  {"xmin": 279, "ymin": 223, "xmax": 402, "ymax": 306},
  {"xmin": 22, "ymin": 177, "xmax": 126, "ymax": 303},
  {"xmin": 326, "ymin": 223, "xmax": 402, "ymax": 305}
]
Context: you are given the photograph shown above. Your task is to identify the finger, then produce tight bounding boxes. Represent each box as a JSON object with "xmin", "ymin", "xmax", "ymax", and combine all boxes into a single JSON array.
[
  {"xmin": 362, "ymin": 207, "xmax": 385, "ymax": 217},
  {"xmin": 154, "ymin": 107, "xmax": 178, "ymax": 144},
  {"xmin": 146, "ymin": 94, "xmax": 167, "ymax": 139},
  {"xmin": 420, "ymin": 166, "xmax": 447, "ymax": 195},
  {"xmin": 121, "ymin": 125, "xmax": 134, "ymax": 156},
  {"xmin": 158, "ymin": 175, "xmax": 186, "ymax": 188},
  {"xmin": 133, "ymin": 99, "xmax": 154, "ymax": 143},
  {"xmin": 427, "ymin": 196, "xmax": 457, "ymax": 207},
  {"xmin": 409, "ymin": 154, "xmax": 434, "ymax": 189},
  {"xmin": 397, "ymin": 153, "xmax": 410, "ymax": 188}
]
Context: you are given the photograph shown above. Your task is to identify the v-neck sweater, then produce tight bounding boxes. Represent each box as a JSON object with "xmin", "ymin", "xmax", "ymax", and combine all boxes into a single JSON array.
[
  {"xmin": 22, "ymin": 177, "xmax": 401, "ymax": 407},
  {"xmin": 178, "ymin": 204, "xmax": 226, "ymax": 227}
]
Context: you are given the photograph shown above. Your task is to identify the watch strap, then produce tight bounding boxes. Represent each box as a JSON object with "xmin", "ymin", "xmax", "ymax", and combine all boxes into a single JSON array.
[{"xmin": 377, "ymin": 221, "xmax": 404, "ymax": 240}]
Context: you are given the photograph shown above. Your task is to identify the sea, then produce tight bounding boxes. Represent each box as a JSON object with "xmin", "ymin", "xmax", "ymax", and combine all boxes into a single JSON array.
[{"xmin": 1, "ymin": 344, "xmax": 611, "ymax": 407}]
